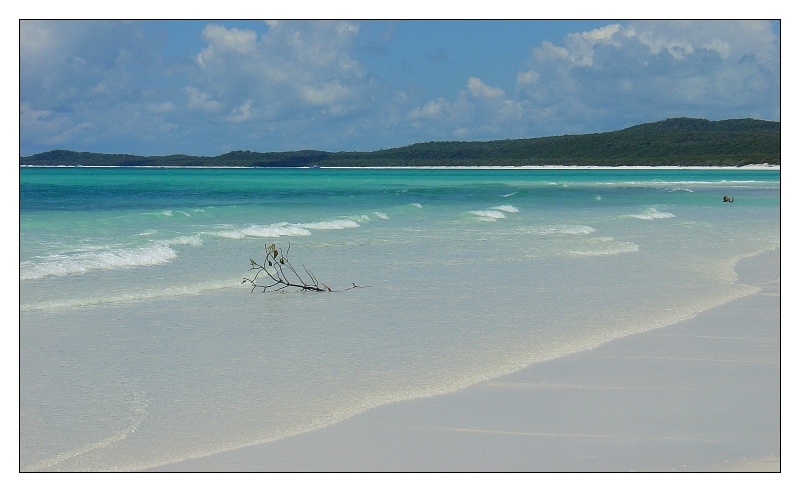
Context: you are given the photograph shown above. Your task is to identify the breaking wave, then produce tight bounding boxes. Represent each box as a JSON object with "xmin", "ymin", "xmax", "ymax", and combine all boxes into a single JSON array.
[
  {"xmin": 470, "ymin": 204, "xmax": 520, "ymax": 221},
  {"xmin": 628, "ymin": 208, "xmax": 675, "ymax": 220},
  {"xmin": 21, "ymin": 244, "xmax": 178, "ymax": 280},
  {"xmin": 210, "ymin": 219, "xmax": 360, "ymax": 240}
]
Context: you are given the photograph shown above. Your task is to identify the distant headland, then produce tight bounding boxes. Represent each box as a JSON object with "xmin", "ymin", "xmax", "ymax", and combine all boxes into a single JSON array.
[{"xmin": 20, "ymin": 117, "xmax": 780, "ymax": 168}]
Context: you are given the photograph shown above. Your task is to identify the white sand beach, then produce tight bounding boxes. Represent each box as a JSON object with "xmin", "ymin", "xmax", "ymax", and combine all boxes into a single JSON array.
[{"xmin": 150, "ymin": 248, "xmax": 780, "ymax": 473}]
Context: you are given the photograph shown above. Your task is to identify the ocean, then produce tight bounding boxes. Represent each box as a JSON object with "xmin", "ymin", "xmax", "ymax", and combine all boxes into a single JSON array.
[{"xmin": 19, "ymin": 166, "xmax": 780, "ymax": 471}]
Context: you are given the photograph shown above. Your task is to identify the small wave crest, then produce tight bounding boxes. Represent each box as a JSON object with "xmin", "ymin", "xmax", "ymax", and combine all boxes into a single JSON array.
[
  {"xmin": 521, "ymin": 225, "xmax": 596, "ymax": 235},
  {"xmin": 298, "ymin": 219, "xmax": 361, "ymax": 230},
  {"xmin": 210, "ymin": 219, "xmax": 360, "ymax": 240},
  {"xmin": 628, "ymin": 208, "xmax": 675, "ymax": 220},
  {"xmin": 491, "ymin": 204, "xmax": 519, "ymax": 213},
  {"xmin": 471, "ymin": 204, "xmax": 519, "ymax": 221},
  {"xmin": 212, "ymin": 223, "xmax": 312, "ymax": 239},
  {"xmin": 20, "ymin": 244, "xmax": 178, "ymax": 280},
  {"xmin": 568, "ymin": 237, "xmax": 639, "ymax": 256},
  {"xmin": 556, "ymin": 225, "xmax": 596, "ymax": 235},
  {"xmin": 150, "ymin": 210, "xmax": 191, "ymax": 218},
  {"xmin": 470, "ymin": 210, "xmax": 507, "ymax": 221},
  {"xmin": 159, "ymin": 235, "xmax": 203, "ymax": 247},
  {"xmin": 20, "ymin": 278, "xmax": 240, "ymax": 311}
]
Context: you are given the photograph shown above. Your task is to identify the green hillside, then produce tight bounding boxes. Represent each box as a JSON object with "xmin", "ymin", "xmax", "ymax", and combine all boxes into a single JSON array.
[{"xmin": 20, "ymin": 117, "xmax": 780, "ymax": 168}]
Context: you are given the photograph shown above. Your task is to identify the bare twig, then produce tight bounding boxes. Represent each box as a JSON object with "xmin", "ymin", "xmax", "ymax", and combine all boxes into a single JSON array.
[{"xmin": 242, "ymin": 242, "xmax": 366, "ymax": 293}]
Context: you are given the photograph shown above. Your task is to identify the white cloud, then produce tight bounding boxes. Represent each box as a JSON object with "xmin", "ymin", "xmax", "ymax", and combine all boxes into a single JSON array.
[
  {"xmin": 533, "ymin": 41, "xmax": 569, "ymax": 62},
  {"xmin": 19, "ymin": 20, "xmax": 779, "ymax": 156},
  {"xmin": 516, "ymin": 70, "xmax": 540, "ymax": 86},
  {"xmin": 227, "ymin": 100, "xmax": 254, "ymax": 123},
  {"xmin": 301, "ymin": 81, "xmax": 352, "ymax": 106},
  {"xmin": 467, "ymin": 77, "xmax": 505, "ymax": 98},
  {"xmin": 518, "ymin": 20, "xmax": 779, "ymax": 132},
  {"xmin": 188, "ymin": 21, "xmax": 371, "ymax": 123},
  {"xmin": 402, "ymin": 21, "xmax": 778, "ymax": 145},
  {"xmin": 201, "ymin": 24, "xmax": 258, "ymax": 54},
  {"xmin": 20, "ymin": 103, "xmax": 51, "ymax": 127},
  {"xmin": 186, "ymin": 88, "xmax": 222, "ymax": 113},
  {"xmin": 408, "ymin": 99, "xmax": 446, "ymax": 120}
]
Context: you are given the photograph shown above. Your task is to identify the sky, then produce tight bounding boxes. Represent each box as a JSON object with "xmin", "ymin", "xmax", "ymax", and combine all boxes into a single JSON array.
[{"xmin": 19, "ymin": 19, "xmax": 781, "ymax": 157}]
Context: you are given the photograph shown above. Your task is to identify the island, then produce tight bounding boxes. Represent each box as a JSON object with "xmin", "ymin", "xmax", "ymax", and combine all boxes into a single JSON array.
[{"xmin": 20, "ymin": 117, "xmax": 780, "ymax": 168}]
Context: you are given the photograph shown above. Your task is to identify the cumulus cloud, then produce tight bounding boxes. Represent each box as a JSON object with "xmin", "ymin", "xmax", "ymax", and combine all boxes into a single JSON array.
[
  {"xmin": 186, "ymin": 87, "xmax": 223, "ymax": 113},
  {"xmin": 19, "ymin": 20, "xmax": 778, "ymax": 156},
  {"xmin": 20, "ymin": 20, "xmax": 380, "ymax": 154},
  {"xmin": 467, "ymin": 77, "xmax": 505, "ymax": 98},
  {"xmin": 20, "ymin": 21, "xmax": 189, "ymax": 154},
  {"xmin": 516, "ymin": 70, "xmax": 541, "ymax": 86},
  {"xmin": 401, "ymin": 20, "xmax": 778, "ymax": 143},
  {"xmin": 199, "ymin": 25, "xmax": 258, "ymax": 58},
  {"xmin": 188, "ymin": 21, "xmax": 373, "ymax": 124},
  {"xmin": 409, "ymin": 78, "xmax": 521, "ymax": 139},
  {"xmin": 518, "ymin": 20, "xmax": 780, "ymax": 130},
  {"xmin": 408, "ymin": 99, "xmax": 446, "ymax": 119}
]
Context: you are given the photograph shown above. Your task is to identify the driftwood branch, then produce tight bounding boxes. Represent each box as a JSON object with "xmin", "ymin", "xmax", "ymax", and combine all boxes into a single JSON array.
[{"xmin": 242, "ymin": 243, "xmax": 366, "ymax": 293}]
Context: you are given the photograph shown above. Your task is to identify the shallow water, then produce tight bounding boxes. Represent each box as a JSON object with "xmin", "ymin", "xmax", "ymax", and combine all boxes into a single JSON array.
[{"xmin": 19, "ymin": 167, "xmax": 779, "ymax": 471}]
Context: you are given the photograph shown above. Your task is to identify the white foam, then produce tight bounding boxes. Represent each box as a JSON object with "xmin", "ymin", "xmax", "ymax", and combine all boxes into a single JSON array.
[
  {"xmin": 568, "ymin": 238, "xmax": 639, "ymax": 256},
  {"xmin": 411, "ymin": 203, "xmax": 423, "ymax": 208},
  {"xmin": 298, "ymin": 219, "xmax": 361, "ymax": 230},
  {"xmin": 470, "ymin": 210, "xmax": 507, "ymax": 221},
  {"xmin": 238, "ymin": 223, "xmax": 313, "ymax": 238},
  {"xmin": 523, "ymin": 225, "xmax": 596, "ymax": 235},
  {"xmin": 557, "ymin": 225, "xmax": 596, "ymax": 235},
  {"xmin": 491, "ymin": 204, "xmax": 519, "ymax": 213},
  {"xmin": 159, "ymin": 235, "xmax": 203, "ymax": 247},
  {"xmin": 374, "ymin": 212, "xmax": 389, "ymax": 220},
  {"xmin": 20, "ymin": 278, "xmax": 240, "ymax": 311},
  {"xmin": 149, "ymin": 210, "xmax": 190, "ymax": 218},
  {"xmin": 20, "ymin": 244, "xmax": 178, "ymax": 280},
  {"xmin": 628, "ymin": 208, "xmax": 675, "ymax": 220},
  {"xmin": 210, "ymin": 229, "xmax": 249, "ymax": 239},
  {"xmin": 210, "ymin": 219, "xmax": 359, "ymax": 240}
]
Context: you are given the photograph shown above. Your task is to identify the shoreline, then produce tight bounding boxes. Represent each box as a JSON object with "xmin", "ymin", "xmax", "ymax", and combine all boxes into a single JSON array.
[
  {"xmin": 150, "ymin": 248, "xmax": 780, "ymax": 472},
  {"xmin": 20, "ymin": 164, "xmax": 780, "ymax": 170}
]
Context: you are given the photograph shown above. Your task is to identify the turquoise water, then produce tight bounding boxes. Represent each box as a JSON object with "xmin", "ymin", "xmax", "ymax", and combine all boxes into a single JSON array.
[{"xmin": 19, "ymin": 166, "xmax": 780, "ymax": 471}]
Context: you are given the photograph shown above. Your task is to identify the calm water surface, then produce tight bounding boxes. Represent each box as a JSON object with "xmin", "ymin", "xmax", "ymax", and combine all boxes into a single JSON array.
[{"xmin": 20, "ymin": 167, "xmax": 780, "ymax": 471}]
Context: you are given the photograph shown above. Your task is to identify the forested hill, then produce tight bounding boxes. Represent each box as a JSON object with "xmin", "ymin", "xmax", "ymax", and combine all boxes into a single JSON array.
[{"xmin": 20, "ymin": 117, "xmax": 780, "ymax": 168}]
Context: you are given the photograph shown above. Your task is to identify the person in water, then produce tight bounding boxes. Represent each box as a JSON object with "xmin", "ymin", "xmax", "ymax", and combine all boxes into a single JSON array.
[{"xmin": 723, "ymin": 195, "xmax": 734, "ymax": 203}]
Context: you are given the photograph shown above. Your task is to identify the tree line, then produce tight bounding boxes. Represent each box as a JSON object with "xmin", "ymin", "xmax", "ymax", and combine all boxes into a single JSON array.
[{"xmin": 20, "ymin": 117, "xmax": 780, "ymax": 168}]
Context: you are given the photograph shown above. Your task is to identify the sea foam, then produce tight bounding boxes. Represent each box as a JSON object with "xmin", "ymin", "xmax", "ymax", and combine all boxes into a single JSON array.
[
  {"xmin": 20, "ymin": 244, "xmax": 178, "ymax": 280},
  {"xmin": 520, "ymin": 225, "xmax": 596, "ymax": 235},
  {"xmin": 298, "ymin": 219, "xmax": 361, "ymax": 230},
  {"xmin": 568, "ymin": 237, "xmax": 639, "ymax": 256},
  {"xmin": 470, "ymin": 210, "xmax": 507, "ymax": 221},
  {"xmin": 491, "ymin": 204, "xmax": 519, "ymax": 213},
  {"xmin": 628, "ymin": 208, "xmax": 675, "ymax": 220},
  {"xmin": 211, "ymin": 219, "xmax": 360, "ymax": 240}
]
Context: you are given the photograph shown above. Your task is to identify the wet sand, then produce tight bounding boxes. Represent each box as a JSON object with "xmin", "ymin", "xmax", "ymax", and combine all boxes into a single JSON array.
[{"xmin": 151, "ymin": 249, "xmax": 780, "ymax": 472}]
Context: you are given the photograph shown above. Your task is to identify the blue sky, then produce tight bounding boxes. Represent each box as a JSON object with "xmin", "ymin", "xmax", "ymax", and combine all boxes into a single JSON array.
[{"xmin": 19, "ymin": 19, "xmax": 780, "ymax": 157}]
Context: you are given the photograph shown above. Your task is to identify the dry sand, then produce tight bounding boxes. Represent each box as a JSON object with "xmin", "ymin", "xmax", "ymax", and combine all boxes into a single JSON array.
[{"xmin": 150, "ymin": 249, "xmax": 780, "ymax": 473}]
